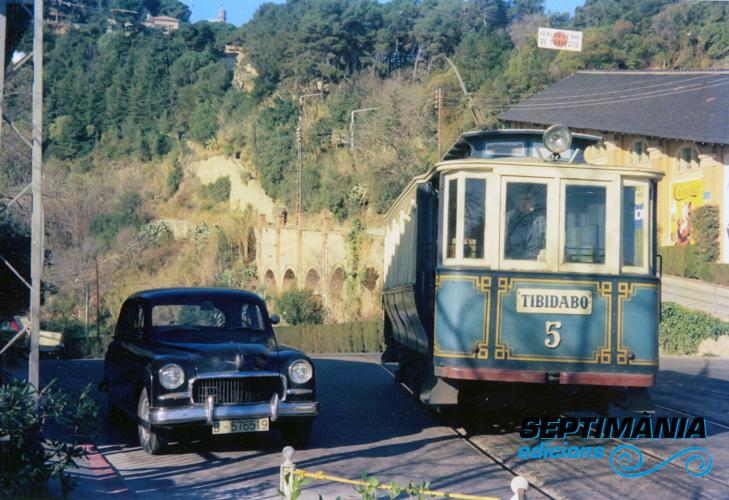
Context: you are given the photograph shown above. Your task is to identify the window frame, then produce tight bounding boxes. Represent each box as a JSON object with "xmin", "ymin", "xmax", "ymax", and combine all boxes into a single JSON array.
[
  {"xmin": 441, "ymin": 172, "xmax": 491, "ymax": 267},
  {"xmin": 630, "ymin": 139, "xmax": 649, "ymax": 165},
  {"xmin": 621, "ymin": 179, "xmax": 653, "ymax": 275},
  {"xmin": 676, "ymin": 144, "xmax": 700, "ymax": 173},
  {"xmin": 499, "ymin": 176, "xmax": 557, "ymax": 272},
  {"xmin": 558, "ymin": 179, "xmax": 614, "ymax": 275}
]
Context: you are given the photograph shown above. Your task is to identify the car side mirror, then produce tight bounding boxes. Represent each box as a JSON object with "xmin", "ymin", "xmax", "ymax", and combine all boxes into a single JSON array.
[{"xmin": 270, "ymin": 314, "xmax": 280, "ymax": 326}]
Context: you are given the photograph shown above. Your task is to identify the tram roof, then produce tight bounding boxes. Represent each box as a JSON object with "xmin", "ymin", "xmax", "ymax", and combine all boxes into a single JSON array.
[{"xmin": 441, "ymin": 128, "xmax": 603, "ymax": 162}]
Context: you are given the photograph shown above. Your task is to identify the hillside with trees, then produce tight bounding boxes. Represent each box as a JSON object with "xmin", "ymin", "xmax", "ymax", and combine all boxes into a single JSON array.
[{"xmin": 1, "ymin": 0, "xmax": 728, "ymax": 328}]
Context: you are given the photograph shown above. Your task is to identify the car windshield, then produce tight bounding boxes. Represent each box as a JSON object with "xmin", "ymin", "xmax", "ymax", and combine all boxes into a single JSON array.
[{"xmin": 150, "ymin": 299, "xmax": 271, "ymax": 343}]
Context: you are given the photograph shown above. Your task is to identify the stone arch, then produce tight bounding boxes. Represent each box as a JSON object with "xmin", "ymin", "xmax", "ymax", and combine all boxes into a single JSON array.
[
  {"xmin": 263, "ymin": 269, "xmax": 276, "ymax": 290},
  {"xmin": 245, "ymin": 228, "xmax": 257, "ymax": 264},
  {"xmin": 305, "ymin": 268, "xmax": 321, "ymax": 294},
  {"xmin": 283, "ymin": 269, "xmax": 297, "ymax": 291},
  {"xmin": 328, "ymin": 266, "xmax": 346, "ymax": 321}
]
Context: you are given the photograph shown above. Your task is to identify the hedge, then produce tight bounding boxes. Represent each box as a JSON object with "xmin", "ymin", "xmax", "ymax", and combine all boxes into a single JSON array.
[
  {"xmin": 60, "ymin": 321, "xmax": 385, "ymax": 359},
  {"xmin": 659, "ymin": 245, "xmax": 729, "ymax": 287},
  {"xmin": 275, "ymin": 320, "xmax": 384, "ymax": 353},
  {"xmin": 660, "ymin": 302, "xmax": 729, "ymax": 355}
]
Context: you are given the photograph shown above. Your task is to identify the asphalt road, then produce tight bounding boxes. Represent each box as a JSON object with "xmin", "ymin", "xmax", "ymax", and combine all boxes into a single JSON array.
[{"xmin": 5, "ymin": 355, "xmax": 729, "ymax": 499}]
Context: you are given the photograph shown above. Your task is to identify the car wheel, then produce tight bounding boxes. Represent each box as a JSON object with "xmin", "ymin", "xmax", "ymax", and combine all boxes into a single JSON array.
[
  {"xmin": 279, "ymin": 418, "xmax": 314, "ymax": 448},
  {"xmin": 137, "ymin": 388, "xmax": 166, "ymax": 455}
]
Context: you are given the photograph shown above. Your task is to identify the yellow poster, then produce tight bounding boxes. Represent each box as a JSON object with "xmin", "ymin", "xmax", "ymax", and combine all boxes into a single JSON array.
[{"xmin": 670, "ymin": 179, "xmax": 704, "ymax": 245}]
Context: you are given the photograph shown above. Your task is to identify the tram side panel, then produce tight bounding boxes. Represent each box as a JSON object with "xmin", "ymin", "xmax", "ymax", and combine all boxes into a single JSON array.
[
  {"xmin": 383, "ymin": 183, "xmax": 436, "ymax": 357},
  {"xmin": 433, "ymin": 269, "xmax": 659, "ymax": 387}
]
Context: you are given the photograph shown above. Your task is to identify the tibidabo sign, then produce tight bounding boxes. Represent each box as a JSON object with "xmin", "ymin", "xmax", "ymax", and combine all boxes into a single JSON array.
[
  {"xmin": 516, "ymin": 288, "xmax": 592, "ymax": 315},
  {"xmin": 538, "ymin": 27, "xmax": 583, "ymax": 52}
]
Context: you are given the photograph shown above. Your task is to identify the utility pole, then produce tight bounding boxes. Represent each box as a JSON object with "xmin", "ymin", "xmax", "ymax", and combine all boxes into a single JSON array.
[
  {"xmin": 29, "ymin": 0, "xmax": 44, "ymax": 390},
  {"xmin": 0, "ymin": 0, "xmax": 6, "ymax": 149},
  {"xmin": 95, "ymin": 257, "xmax": 100, "ymax": 336},
  {"xmin": 349, "ymin": 107, "xmax": 379, "ymax": 150},
  {"xmin": 435, "ymin": 88, "xmax": 443, "ymax": 158},
  {"xmin": 296, "ymin": 93, "xmax": 322, "ymax": 216},
  {"xmin": 84, "ymin": 283, "xmax": 89, "ymax": 337}
]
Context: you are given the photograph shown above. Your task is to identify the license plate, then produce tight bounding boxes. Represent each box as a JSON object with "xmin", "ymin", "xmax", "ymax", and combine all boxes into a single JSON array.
[{"xmin": 212, "ymin": 418, "xmax": 270, "ymax": 435}]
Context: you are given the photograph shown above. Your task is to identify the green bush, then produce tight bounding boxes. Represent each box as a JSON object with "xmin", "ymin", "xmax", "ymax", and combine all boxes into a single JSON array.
[
  {"xmin": 275, "ymin": 320, "xmax": 384, "ymax": 353},
  {"xmin": 199, "ymin": 176, "xmax": 231, "ymax": 209},
  {"xmin": 0, "ymin": 381, "xmax": 98, "ymax": 498},
  {"xmin": 693, "ymin": 205, "xmax": 720, "ymax": 263},
  {"xmin": 660, "ymin": 302, "xmax": 729, "ymax": 355},
  {"xmin": 659, "ymin": 245, "xmax": 729, "ymax": 286},
  {"xmin": 166, "ymin": 158, "xmax": 184, "ymax": 196},
  {"xmin": 277, "ymin": 289, "xmax": 325, "ymax": 325}
]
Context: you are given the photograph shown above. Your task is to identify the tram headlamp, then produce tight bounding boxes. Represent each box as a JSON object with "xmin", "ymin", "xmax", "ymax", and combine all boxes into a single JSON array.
[{"xmin": 543, "ymin": 124, "xmax": 572, "ymax": 155}]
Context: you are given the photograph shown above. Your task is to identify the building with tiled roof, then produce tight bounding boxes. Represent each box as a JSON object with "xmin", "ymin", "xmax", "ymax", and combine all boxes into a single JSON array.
[{"xmin": 499, "ymin": 70, "xmax": 729, "ymax": 263}]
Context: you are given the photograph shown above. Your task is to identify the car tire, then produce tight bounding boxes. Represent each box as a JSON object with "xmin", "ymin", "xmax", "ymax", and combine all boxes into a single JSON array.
[
  {"xmin": 137, "ymin": 388, "xmax": 166, "ymax": 455},
  {"xmin": 279, "ymin": 418, "xmax": 314, "ymax": 448}
]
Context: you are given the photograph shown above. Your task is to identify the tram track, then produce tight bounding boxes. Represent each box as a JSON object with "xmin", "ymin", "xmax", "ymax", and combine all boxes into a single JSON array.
[
  {"xmin": 376, "ymin": 358, "xmax": 729, "ymax": 497},
  {"xmin": 376, "ymin": 361, "xmax": 558, "ymax": 500},
  {"xmin": 558, "ymin": 409, "xmax": 729, "ymax": 491}
]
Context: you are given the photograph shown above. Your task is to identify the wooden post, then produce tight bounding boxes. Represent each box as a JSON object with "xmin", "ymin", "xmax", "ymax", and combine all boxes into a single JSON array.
[
  {"xmin": 29, "ymin": 0, "xmax": 44, "ymax": 391},
  {"xmin": 0, "ymin": 0, "xmax": 7, "ymax": 149},
  {"xmin": 436, "ymin": 88, "xmax": 443, "ymax": 159}
]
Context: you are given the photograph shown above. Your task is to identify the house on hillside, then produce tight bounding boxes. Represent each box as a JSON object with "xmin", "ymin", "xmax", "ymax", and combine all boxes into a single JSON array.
[
  {"xmin": 499, "ymin": 70, "xmax": 729, "ymax": 263},
  {"xmin": 142, "ymin": 15, "xmax": 180, "ymax": 31}
]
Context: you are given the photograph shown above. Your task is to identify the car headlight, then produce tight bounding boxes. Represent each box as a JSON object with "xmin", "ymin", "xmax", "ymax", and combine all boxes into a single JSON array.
[
  {"xmin": 288, "ymin": 360, "xmax": 313, "ymax": 385},
  {"xmin": 159, "ymin": 364, "xmax": 185, "ymax": 390}
]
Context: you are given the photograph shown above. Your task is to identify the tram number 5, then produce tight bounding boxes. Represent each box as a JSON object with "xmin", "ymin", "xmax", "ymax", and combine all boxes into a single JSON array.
[{"xmin": 544, "ymin": 321, "xmax": 562, "ymax": 349}]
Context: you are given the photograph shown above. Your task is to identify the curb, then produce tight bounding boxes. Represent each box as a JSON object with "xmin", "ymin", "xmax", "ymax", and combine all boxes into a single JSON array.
[{"xmin": 69, "ymin": 444, "xmax": 135, "ymax": 498}]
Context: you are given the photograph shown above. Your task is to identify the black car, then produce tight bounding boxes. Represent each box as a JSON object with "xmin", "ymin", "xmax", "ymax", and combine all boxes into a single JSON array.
[{"xmin": 101, "ymin": 288, "xmax": 318, "ymax": 454}]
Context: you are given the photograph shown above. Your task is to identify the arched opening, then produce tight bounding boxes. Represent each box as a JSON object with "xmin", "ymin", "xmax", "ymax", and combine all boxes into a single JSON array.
[
  {"xmin": 283, "ymin": 269, "xmax": 297, "ymax": 291},
  {"xmin": 328, "ymin": 267, "xmax": 346, "ymax": 322},
  {"xmin": 305, "ymin": 269, "xmax": 320, "ymax": 294},
  {"xmin": 245, "ymin": 228, "xmax": 257, "ymax": 264},
  {"xmin": 263, "ymin": 269, "xmax": 276, "ymax": 290}
]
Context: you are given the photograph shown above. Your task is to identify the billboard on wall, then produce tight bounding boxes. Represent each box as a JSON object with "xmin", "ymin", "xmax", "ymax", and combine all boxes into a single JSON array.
[
  {"xmin": 669, "ymin": 179, "xmax": 704, "ymax": 245},
  {"xmin": 538, "ymin": 28, "xmax": 583, "ymax": 52}
]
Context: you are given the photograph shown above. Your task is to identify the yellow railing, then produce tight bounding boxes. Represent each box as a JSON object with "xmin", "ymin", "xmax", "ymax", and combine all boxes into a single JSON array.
[{"xmin": 279, "ymin": 447, "xmax": 529, "ymax": 500}]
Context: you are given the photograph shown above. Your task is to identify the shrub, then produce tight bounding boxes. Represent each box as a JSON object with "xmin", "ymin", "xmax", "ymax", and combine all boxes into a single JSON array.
[
  {"xmin": 166, "ymin": 158, "xmax": 184, "ymax": 196},
  {"xmin": 213, "ymin": 264, "xmax": 258, "ymax": 289},
  {"xmin": 0, "ymin": 381, "xmax": 98, "ymax": 497},
  {"xmin": 199, "ymin": 176, "xmax": 231, "ymax": 209},
  {"xmin": 693, "ymin": 205, "xmax": 720, "ymax": 263},
  {"xmin": 277, "ymin": 289, "xmax": 325, "ymax": 325},
  {"xmin": 659, "ymin": 244, "xmax": 729, "ymax": 286},
  {"xmin": 137, "ymin": 221, "xmax": 173, "ymax": 246},
  {"xmin": 660, "ymin": 302, "xmax": 729, "ymax": 355},
  {"xmin": 275, "ymin": 320, "xmax": 384, "ymax": 353}
]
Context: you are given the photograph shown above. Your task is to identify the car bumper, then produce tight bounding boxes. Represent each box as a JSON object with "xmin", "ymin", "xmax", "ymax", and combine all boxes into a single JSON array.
[{"xmin": 149, "ymin": 401, "xmax": 319, "ymax": 426}]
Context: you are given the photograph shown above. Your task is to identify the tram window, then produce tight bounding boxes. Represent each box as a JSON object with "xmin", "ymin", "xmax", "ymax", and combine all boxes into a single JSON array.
[
  {"xmin": 564, "ymin": 186, "xmax": 606, "ymax": 264},
  {"xmin": 504, "ymin": 183, "xmax": 547, "ymax": 261},
  {"xmin": 446, "ymin": 178, "xmax": 458, "ymax": 258},
  {"xmin": 623, "ymin": 185, "xmax": 646, "ymax": 267},
  {"xmin": 463, "ymin": 179, "xmax": 486, "ymax": 259},
  {"xmin": 482, "ymin": 142, "xmax": 525, "ymax": 158}
]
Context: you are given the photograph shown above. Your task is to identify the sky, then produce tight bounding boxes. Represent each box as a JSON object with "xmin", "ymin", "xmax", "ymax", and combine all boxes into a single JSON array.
[{"xmin": 184, "ymin": 0, "xmax": 586, "ymax": 27}]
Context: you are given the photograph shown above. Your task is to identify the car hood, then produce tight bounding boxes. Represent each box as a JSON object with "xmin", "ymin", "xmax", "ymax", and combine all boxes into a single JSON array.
[{"xmin": 154, "ymin": 340, "xmax": 278, "ymax": 375}]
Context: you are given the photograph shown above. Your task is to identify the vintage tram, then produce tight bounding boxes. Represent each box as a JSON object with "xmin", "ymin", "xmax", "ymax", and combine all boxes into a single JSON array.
[{"xmin": 382, "ymin": 126, "xmax": 663, "ymax": 410}]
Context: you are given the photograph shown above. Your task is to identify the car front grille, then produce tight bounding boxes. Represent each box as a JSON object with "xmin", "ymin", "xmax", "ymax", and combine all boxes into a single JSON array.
[{"xmin": 192, "ymin": 376, "xmax": 284, "ymax": 405}]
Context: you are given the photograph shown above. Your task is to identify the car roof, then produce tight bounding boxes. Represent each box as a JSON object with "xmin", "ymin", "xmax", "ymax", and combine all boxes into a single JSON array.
[{"xmin": 127, "ymin": 288, "xmax": 264, "ymax": 303}]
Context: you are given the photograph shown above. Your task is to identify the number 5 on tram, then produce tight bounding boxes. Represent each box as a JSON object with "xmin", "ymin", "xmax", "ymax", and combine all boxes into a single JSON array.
[{"xmin": 382, "ymin": 126, "xmax": 663, "ymax": 410}]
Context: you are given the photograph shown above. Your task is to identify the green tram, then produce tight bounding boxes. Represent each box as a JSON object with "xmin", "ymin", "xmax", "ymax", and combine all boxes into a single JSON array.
[{"xmin": 382, "ymin": 126, "xmax": 663, "ymax": 410}]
